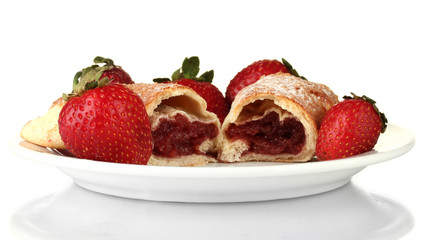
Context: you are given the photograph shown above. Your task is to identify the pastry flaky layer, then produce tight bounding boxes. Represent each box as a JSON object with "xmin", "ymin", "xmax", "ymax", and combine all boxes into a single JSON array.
[
  {"xmin": 219, "ymin": 73, "xmax": 339, "ymax": 163},
  {"xmin": 21, "ymin": 98, "xmax": 67, "ymax": 149},
  {"xmin": 127, "ymin": 83, "xmax": 221, "ymax": 166},
  {"xmin": 20, "ymin": 83, "xmax": 221, "ymax": 167}
]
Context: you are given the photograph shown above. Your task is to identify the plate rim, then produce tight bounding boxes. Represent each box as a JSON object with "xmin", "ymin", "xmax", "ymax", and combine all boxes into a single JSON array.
[{"xmin": 10, "ymin": 124, "xmax": 415, "ymax": 178}]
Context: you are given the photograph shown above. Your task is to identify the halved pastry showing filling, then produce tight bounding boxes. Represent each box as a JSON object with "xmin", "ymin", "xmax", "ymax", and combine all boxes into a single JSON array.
[
  {"xmin": 127, "ymin": 83, "xmax": 221, "ymax": 166},
  {"xmin": 219, "ymin": 73, "xmax": 339, "ymax": 163}
]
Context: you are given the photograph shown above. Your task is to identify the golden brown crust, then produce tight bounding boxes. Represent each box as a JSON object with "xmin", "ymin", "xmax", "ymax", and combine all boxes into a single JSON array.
[
  {"xmin": 127, "ymin": 83, "xmax": 208, "ymax": 116},
  {"xmin": 219, "ymin": 73, "xmax": 339, "ymax": 163},
  {"xmin": 228, "ymin": 73, "xmax": 338, "ymax": 128},
  {"xmin": 148, "ymin": 155, "xmax": 212, "ymax": 167}
]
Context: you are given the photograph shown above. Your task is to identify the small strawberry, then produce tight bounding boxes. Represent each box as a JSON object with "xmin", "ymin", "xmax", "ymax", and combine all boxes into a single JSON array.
[
  {"xmin": 316, "ymin": 93, "xmax": 388, "ymax": 161},
  {"xmin": 73, "ymin": 56, "xmax": 134, "ymax": 90},
  {"xmin": 225, "ymin": 58, "xmax": 306, "ymax": 105},
  {"xmin": 58, "ymin": 73, "xmax": 152, "ymax": 164},
  {"xmin": 154, "ymin": 56, "xmax": 229, "ymax": 123}
]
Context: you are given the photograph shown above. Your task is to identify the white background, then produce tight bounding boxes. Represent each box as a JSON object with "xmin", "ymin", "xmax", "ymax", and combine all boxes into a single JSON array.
[{"xmin": 1, "ymin": 0, "xmax": 424, "ymax": 239}]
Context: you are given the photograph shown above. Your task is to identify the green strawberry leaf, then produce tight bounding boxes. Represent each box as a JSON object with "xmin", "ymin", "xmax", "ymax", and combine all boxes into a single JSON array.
[
  {"xmin": 198, "ymin": 70, "xmax": 214, "ymax": 83},
  {"xmin": 72, "ymin": 71, "xmax": 83, "ymax": 92},
  {"xmin": 63, "ymin": 57, "xmax": 116, "ymax": 101},
  {"xmin": 154, "ymin": 56, "xmax": 215, "ymax": 84},
  {"xmin": 182, "ymin": 56, "xmax": 200, "ymax": 79},
  {"xmin": 282, "ymin": 58, "xmax": 307, "ymax": 80},
  {"xmin": 171, "ymin": 68, "xmax": 182, "ymax": 81},
  {"xmin": 93, "ymin": 56, "xmax": 114, "ymax": 66},
  {"xmin": 85, "ymin": 80, "xmax": 98, "ymax": 90},
  {"xmin": 153, "ymin": 78, "xmax": 171, "ymax": 83}
]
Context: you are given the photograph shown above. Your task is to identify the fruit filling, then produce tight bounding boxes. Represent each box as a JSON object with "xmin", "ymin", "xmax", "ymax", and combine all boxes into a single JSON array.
[
  {"xmin": 226, "ymin": 111, "xmax": 306, "ymax": 155},
  {"xmin": 152, "ymin": 113, "xmax": 218, "ymax": 158}
]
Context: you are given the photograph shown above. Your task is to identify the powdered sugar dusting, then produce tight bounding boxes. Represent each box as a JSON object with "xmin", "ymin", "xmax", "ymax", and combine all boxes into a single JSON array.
[
  {"xmin": 127, "ymin": 83, "xmax": 183, "ymax": 107},
  {"xmin": 233, "ymin": 73, "xmax": 339, "ymax": 127}
]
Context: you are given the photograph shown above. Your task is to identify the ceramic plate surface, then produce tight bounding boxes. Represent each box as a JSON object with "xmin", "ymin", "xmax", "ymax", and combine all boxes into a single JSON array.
[{"xmin": 11, "ymin": 124, "xmax": 414, "ymax": 202}]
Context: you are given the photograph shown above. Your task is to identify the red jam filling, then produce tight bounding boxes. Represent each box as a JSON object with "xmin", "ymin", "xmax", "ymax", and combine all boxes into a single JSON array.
[
  {"xmin": 226, "ymin": 112, "xmax": 306, "ymax": 155},
  {"xmin": 152, "ymin": 113, "xmax": 218, "ymax": 158}
]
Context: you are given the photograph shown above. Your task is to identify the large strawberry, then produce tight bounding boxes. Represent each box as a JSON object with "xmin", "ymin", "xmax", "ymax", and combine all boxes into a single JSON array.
[
  {"xmin": 59, "ymin": 73, "xmax": 152, "ymax": 164},
  {"xmin": 154, "ymin": 56, "xmax": 229, "ymax": 123},
  {"xmin": 316, "ymin": 93, "xmax": 388, "ymax": 161},
  {"xmin": 225, "ymin": 58, "xmax": 305, "ymax": 105}
]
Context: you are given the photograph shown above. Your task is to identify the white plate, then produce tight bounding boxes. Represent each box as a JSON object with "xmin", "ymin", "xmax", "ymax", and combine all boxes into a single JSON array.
[
  {"xmin": 10, "ymin": 124, "xmax": 415, "ymax": 203},
  {"xmin": 10, "ymin": 183, "xmax": 414, "ymax": 240}
]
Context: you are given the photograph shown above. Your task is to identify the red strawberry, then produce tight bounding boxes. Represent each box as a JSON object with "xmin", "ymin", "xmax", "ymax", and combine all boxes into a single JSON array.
[
  {"xmin": 225, "ymin": 58, "xmax": 306, "ymax": 105},
  {"xmin": 154, "ymin": 56, "xmax": 229, "ymax": 123},
  {"xmin": 315, "ymin": 93, "xmax": 388, "ymax": 161},
  {"xmin": 74, "ymin": 56, "xmax": 134, "ymax": 88},
  {"xmin": 59, "ymin": 76, "xmax": 152, "ymax": 164}
]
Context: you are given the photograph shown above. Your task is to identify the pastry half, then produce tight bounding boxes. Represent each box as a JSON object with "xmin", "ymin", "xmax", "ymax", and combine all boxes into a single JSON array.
[
  {"xmin": 219, "ymin": 73, "xmax": 339, "ymax": 163},
  {"xmin": 20, "ymin": 98, "xmax": 67, "ymax": 149},
  {"xmin": 127, "ymin": 83, "xmax": 221, "ymax": 166}
]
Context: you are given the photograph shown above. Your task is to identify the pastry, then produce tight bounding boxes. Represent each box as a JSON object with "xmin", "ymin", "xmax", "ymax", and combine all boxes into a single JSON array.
[
  {"xmin": 20, "ymin": 98, "xmax": 67, "ymax": 149},
  {"xmin": 127, "ymin": 83, "xmax": 221, "ymax": 166},
  {"xmin": 219, "ymin": 72, "xmax": 339, "ymax": 163}
]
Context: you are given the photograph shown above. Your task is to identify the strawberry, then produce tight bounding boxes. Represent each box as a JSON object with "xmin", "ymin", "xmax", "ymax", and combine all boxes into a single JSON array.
[
  {"xmin": 225, "ymin": 58, "xmax": 306, "ymax": 105},
  {"xmin": 154, "ymin": 56, "xmax": 229, "ymax": 123},
  {"xmin": 315, "ymin": 93, "xmax": 388, "ymax": 161},
  {"xmin": 58, "ymin": 73, "xmax": 152, "ymax": 164},
  {"xmin": 73, "ymin": 56, "xmax": 134, "ymax": 88}
]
